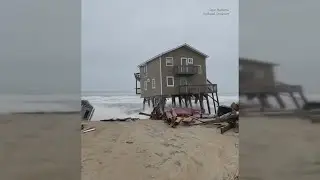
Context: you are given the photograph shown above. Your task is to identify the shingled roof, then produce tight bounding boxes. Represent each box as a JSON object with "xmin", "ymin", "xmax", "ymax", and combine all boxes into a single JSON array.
[
  {"xmin": 239, "ymin": 57, "xmax": 279, "ymax": 66},
  {"xmin": 138, "ymin": 43, "xmax": 209, "ymax": 67}
]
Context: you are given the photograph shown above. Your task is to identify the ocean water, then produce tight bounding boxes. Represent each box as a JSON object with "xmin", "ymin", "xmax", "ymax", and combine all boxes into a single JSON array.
[
  {"xmin": 0, "ymin": 94, "xmax": 80, "ymax": 113},
  {"xmin": 0, "ymin": 91, "xmax": 238, "ymax": 121},
  {"xmin": 1, "ymin": 91, "xmax": 318, "ymax": 121},
  {"xmin": 82, "ymin": 91, "xmax": 238, "ymax": 121}
]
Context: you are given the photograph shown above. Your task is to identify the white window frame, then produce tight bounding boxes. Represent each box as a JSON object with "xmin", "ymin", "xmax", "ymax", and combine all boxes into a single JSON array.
[
  {"xmin": 165, "ymin": 57, "xmax": 174, "ymax": 66},
  {"xmin": 151, "ymin": 78, "xmax": 156, "ymax": 89},
  {"xmin": 166, "ymin": 76, "xmax": 174, "ymax": 87},
  {"xmin": 145, "ymin": 65, "xmax": 148, "ymax": 76},
  {"xmin": 144, "ymin": 81, "xmax": 148, "ymax": 90},
  {"xmin": 187, "ymin": 58, "xmax": 193, "ymax": 64},
  {"xmin": 195, "ymin": 65, "xmax": 202, "ymax": 74},
  {"xmin": 181, "ymin": 57, "xmax": 188, "ymax": 65}
]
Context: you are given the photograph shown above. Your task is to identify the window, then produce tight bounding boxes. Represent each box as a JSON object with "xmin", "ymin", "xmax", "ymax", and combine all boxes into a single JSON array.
[
  {"xmin": 144, "ymin": 81, "xmax": 147, "ymax": 90},
  {"xmin": 166, "ymin": 76, "xmax": 174, "ymax": 87},
  {"xmin": 151, "ymin": 78, "xmax": 156, "ymax": 89},
  {"xmin": 181, "ymin": 57, "xmax": 187, "ymax": 65},
  {"xmin": 187, "ymin": 58, "xmax": 193, "ymax": 64},
  {"xmin": 195, "ymin": 65, "xmax": 202, "ymax": 74},
  {"xmin": 166, "ymin": 57, "xmax": 174, "ymax": 66}
]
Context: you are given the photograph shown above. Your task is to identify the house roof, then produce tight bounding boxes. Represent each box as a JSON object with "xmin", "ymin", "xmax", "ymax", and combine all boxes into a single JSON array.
[
  {"xmin": 239, "ymin": 57, "xmax": 279, "ymax": 66},
  {"xmin": 138, "ymin": 43, "xmax": 209, "ymax": 67}
]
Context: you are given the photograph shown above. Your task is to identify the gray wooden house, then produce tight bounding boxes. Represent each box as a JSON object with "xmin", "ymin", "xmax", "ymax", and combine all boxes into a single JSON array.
[
  {"xmin": 239, "ymin": 58, "xmax": 307, "ymax": 110},
  {"xmin": 134, "ymin": 43, "xmax": 219, "ymax": 114}
]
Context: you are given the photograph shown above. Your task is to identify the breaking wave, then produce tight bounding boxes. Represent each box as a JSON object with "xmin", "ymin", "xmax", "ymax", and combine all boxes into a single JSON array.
[{"xmin": 82, "ymin": 94, "xmax": 238, "ymax": 121}]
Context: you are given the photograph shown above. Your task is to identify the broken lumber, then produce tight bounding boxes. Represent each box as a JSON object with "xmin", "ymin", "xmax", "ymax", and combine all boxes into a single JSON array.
[
  {"xmin": 100, "ymin": 117, "xmax": 139, "ymax": 122},
  {"xmin": 82, "ymin": 127, "xmax": 96, "ymax": 133},
  {"xmin": 139, "ymin": 112, "xmax": 151, "ymax": 117},
  {"xmin": 171, "ymin": 117, "xmax": 183, "ymax": 128}
]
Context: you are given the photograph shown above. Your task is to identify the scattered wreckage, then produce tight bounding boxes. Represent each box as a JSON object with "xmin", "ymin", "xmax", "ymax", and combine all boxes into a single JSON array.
[
  {"xmin": 140, "ymin": 102, "xmax": 239, "ymax": 134},
  {"xmin": 81, "ymin": 98, "xmax": 239, "ymax": 134},
  {"xmin": 81, "ymin": 100, "xmax": 95, "ymax": 121}
]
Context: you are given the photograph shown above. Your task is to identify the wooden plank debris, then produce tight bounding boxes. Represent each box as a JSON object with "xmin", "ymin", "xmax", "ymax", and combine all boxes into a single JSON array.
[
  {"xmin": 141, "ymin": 100, "xmax": 240, "ymax": 134},
  {"xmin": 100, "ymin": 118, "xmax": 139, "ymax": 122},
  {"xmin": 82, "ymin": 127, "xmax": 96, "ymax": 133}
]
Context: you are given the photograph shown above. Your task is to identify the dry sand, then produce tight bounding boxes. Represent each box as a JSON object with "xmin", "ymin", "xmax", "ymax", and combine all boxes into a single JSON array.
[
  {"xmin": 2, "ymin": 113, "xmax": 318, "ymax": 180},
  {"xmin": 0, "ymin": 113, "xmax": 80, "ymax": 180},
  {"xmin": 81, "ymin": 120, "xmax": 239, "ymax": 180},
  {"xmin": 240, "ymin": 116, "xmax": 320, "ymax": 180}
]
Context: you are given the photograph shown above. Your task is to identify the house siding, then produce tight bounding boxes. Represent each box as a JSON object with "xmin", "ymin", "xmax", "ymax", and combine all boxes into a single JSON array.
[
  {"xmin": 239, "ymin": 61, "xmax": 276, "ymax": 94},
  {"xmin": 160, "ymin": 46, "xmax": 207, "ymax": 96},
  {"xmin": 139, "ymin": 58, "xmax": 161, "ymax": 98}
]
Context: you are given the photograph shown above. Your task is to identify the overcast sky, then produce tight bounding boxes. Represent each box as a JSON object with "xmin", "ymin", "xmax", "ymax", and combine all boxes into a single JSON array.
[
  {"xmin": 82, "ymin": 0, "xmax": 239, "ymax": 95},
  {"xmin": 240, "ymin": 0, "xmax": 320, "ymax": 95},
  {"xmin": 0, "ymin": 0, "xmax": 80, "ymax": 94},
  {"xmin": 2, "ymin": 0, "xmax": 318, "ymax": 96}
]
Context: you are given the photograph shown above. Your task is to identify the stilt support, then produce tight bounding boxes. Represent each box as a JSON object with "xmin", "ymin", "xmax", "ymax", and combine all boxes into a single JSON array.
[{"xmin": 289, "ymin": 92, "xmax": 300, "ymax": 109}]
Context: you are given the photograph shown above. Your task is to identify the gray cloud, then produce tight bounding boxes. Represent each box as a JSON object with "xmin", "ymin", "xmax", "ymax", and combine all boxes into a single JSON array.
[
  {"xmin": 82, "ymin": 0, "xmax": 239, "ymax": 95},
  {"xmin": 240, "ymin": 0, "xmax": 320, "ymax": 95},
  {"xmin": 0, "ymin": 0, "xmax": 80, "ymax": 94}
]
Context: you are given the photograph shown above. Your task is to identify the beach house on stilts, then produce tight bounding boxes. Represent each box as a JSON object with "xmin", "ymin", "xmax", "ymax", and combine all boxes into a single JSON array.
[
  {"xmin": 239, "ymin": 58, "xmax": 308, "ymax": 111},
  {"xmin": 134, "ymin": 43, "xmax": 219, "ymax": 114}
]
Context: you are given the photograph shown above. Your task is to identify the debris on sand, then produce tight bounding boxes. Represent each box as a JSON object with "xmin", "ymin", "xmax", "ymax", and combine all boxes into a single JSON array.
[
  {"xmin": 139, "ymin": 102, "xmax": 239, "ymax": 134},
  {"xmin": 81, "ymin": 100, "xmax": 95, "ymax": 121},
  {"xmin": 82, "ymin": 127, "xmax": 96, "ymax": 134},
  {"xmin": 100, "ymin": 117, "xmax": 139, "ymax": 122}
]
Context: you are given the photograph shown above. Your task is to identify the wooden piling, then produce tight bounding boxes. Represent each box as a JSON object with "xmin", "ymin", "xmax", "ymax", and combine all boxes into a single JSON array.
[
  {"xmin": 188, "ymin": 96, "xmax": 193, "ymax": 108},
  {"xmin": 194, "ymin": 95, "xmax": 199, "ymax": 104},
  {"xmin": 178, "ymin": 96, "xmax": 182, "ymax": 107},
  {"xmin": 143, "ymin": 98, "xmax": 146, "ymax": 110},
  {"xmin": 289, "ymin": 92, "xmax": 300, "ymax": 109},
  {"xmin": 184, "ymin": 96, "xmax": 188, "ymax": 107},
  {"xmin": 274, "ymin": 93, "xmax": 285, "ymax": 109},
  {"xmin": 199, "ymin": 94, "xmax": 205, "ymax": 113},
  {"xmin": 172, "ymin": 96, "xmax": 176, "ymax": 107},
  {"xmin": 151, "ymin": 97, "xmax": 155, "ymax": 107},
  {"xmin": 298, "ymin": 91, "xmax": 308, "ymax": 104},
  {"xmin": 215, "ymin": 91, "xmax": 220, "ymax": 107},
  {"xmin": 205, "ymin": 95, "xmax": 211, "ymax": 114},
  {"xmin": 258, "ymin": 94, "xmax": 270, "ymax": 111}
]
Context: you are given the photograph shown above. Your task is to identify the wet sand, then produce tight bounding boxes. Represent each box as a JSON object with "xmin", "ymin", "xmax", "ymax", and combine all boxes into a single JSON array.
[
  {"xmin": 0, "ymin": 113, "xmax": 80, "ymax": 180},
  {"xmin": 240, "ymin": 116, "xmax": 320, "ymax": 180},
  {"xmin": 82, "ymin": 120, "xmax": 239, "ymax": 180}
]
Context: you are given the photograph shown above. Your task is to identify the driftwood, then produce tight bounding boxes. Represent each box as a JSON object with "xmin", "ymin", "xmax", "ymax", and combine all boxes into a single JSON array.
[
  {"xmin": 139, "ymin": 112, "xmax": 151, "ymax": 117},
  {"xmin": 100, "ymin": 117, "xmax": 139, "ymax": 122}
]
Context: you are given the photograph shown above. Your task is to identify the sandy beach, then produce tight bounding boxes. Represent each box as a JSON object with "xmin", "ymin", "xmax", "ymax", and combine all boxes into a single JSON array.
[
  {"xmin": 240, "ymin": 116, "xmax": 320, "ymax": 180},
  {"xmin": 81, "ymin": 120, "xmax": 239, "ymax": 180},
  {"xmin": 2, "ymin": 113, "xmax": 319, "ymax": 180},
  {"xmin": 0, "ymin": 113, "xmax": 80, "ymax": 180}
]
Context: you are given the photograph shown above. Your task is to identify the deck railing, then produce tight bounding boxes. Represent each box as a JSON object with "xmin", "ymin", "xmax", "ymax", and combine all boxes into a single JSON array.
[
  {"xmin": 173, "ymin": 65, "xmax": 198, "ymax": 75},
  {"xmin": 179, "ymin": 84, "xmax": 217, "ymax": 94}
]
